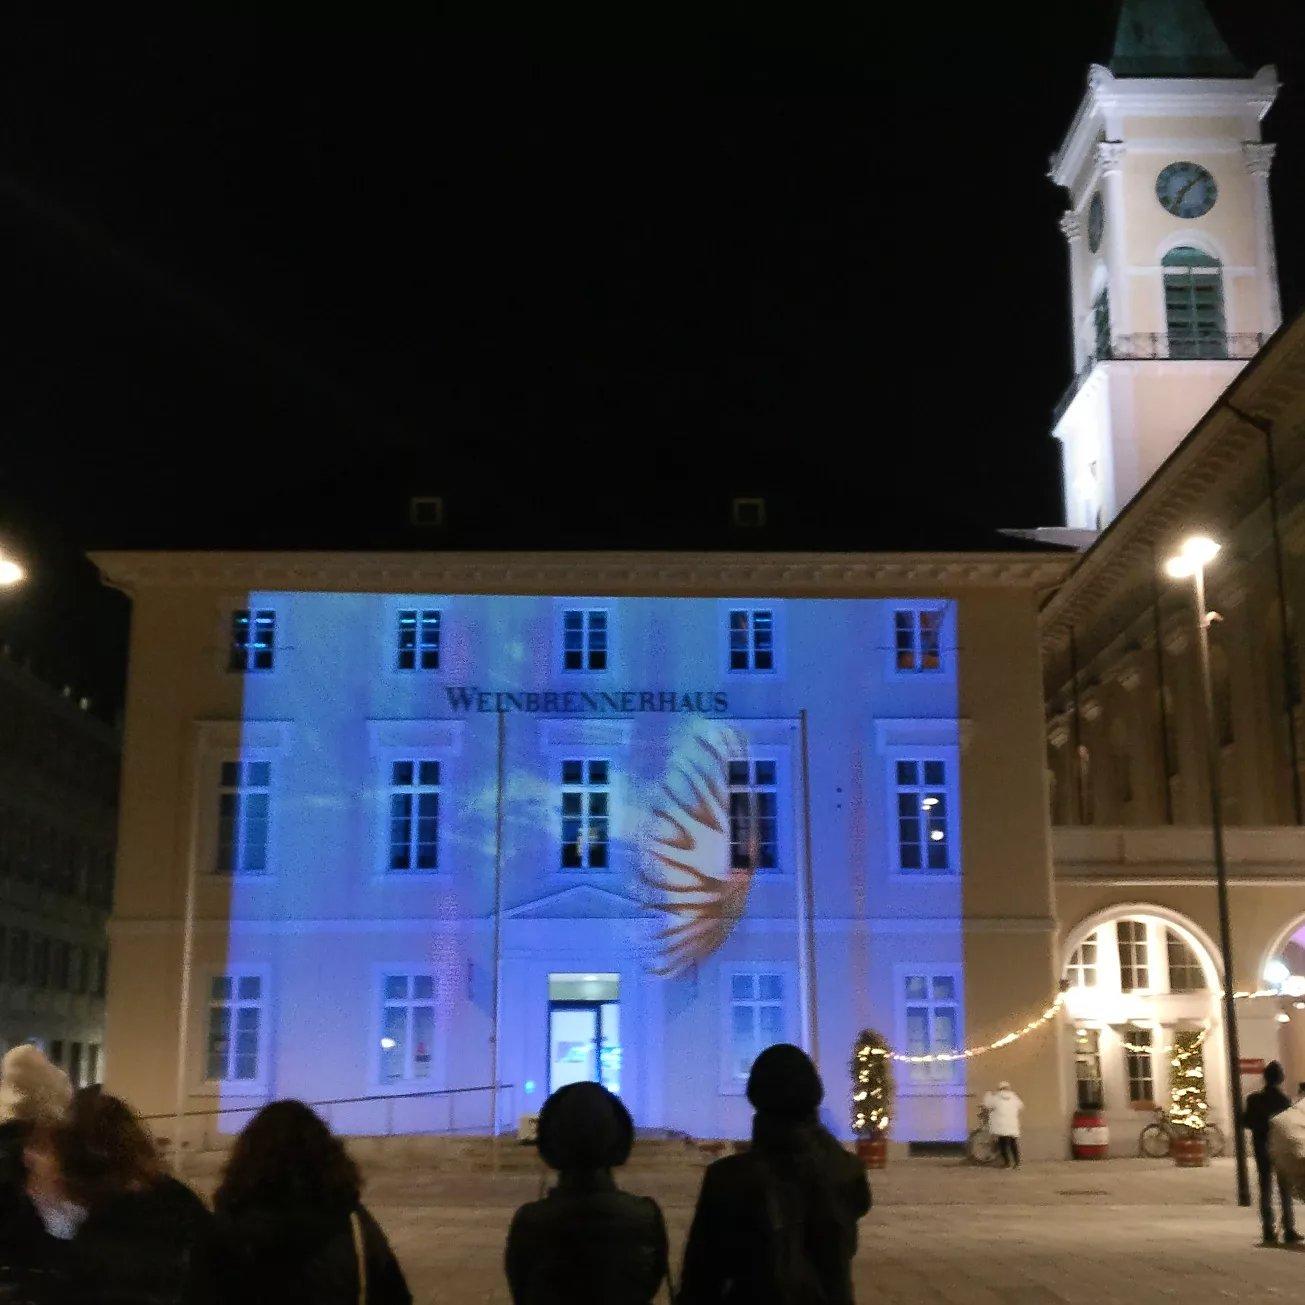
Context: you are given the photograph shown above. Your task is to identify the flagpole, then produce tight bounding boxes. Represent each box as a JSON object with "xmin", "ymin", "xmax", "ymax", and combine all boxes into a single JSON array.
[
  {"xmin": 490, "ymin": 709, "xmax": 505, "ymax": 1175},
  {"xmin": 799, "ymin": 710, "xmax": 819, "ymax": 1066},
  {"xmin": 171, "ymin": 736, "xmax": 202, "ymax": 1175}
]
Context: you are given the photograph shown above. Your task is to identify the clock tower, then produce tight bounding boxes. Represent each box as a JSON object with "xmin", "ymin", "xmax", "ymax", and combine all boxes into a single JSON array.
[{"xmin": 1050, "ymin": 0, "xmax": 1280, "ymax": 532}]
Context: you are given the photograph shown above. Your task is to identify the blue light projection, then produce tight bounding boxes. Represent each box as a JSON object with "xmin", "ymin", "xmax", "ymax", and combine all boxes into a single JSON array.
[{"xmin": 222, "ymin": 593, "xmax": 963, "ymax": 1141}]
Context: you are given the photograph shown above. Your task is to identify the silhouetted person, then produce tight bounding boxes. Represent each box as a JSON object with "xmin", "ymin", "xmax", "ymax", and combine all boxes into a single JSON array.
[
  {"xmin": 505, "ymin": 1081, "xmax": 669, "ymax": 1305},
  {"xmin": 679, "ymin": 1044, "xmax": 871, "ymax": 1304},
  {"xmin": 0, "ymin": 1045, "xmax": 72, "ymax": 1297},
  {"xmin": 43, "ymin": 1088, "xmax": 211, "ymax": 1305},
  {"xmin": 982, "ymin": 1081, "xmax": 1024, "ymax": 1169},
  {"xmin": 189, "ymin": 1099, "xmax": 411, "ymax": 1305},
  {"xmin": 1243, "ymin": 1060, "xmax": 1299, "ymax": 1245}
]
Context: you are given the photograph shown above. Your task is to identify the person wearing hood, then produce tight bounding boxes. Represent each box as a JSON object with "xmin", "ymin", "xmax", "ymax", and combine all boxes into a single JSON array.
[
  {"xmin": 188, "ymin": 1099, "xmax": 410, "ymax": 1305},
  {"xmin": 504, "ymin": 1081, "xmax": 669, "ymax": 1305},
  {"xmin": 982, "ymin": 1081, "xmax": 1023, "ymax": 1170},
  {"xmin": 1243, "ymin": 1059, "xmax": 1299, "ymax": 1245},
  {"xmin": 679, "ymin": 1044, "xmax": 871, "ymax": 1305},
  {"xmin": 0, "ymin": 1044, "xmax": 72, "ymax": 1298},
  {"xmin": 41, "ymin": 1087, "xmax": 210, "ymax": 1305}
]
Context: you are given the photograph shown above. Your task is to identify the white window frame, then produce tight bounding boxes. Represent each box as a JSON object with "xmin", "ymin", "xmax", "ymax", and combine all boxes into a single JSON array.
[
  {"xmin": 558, "ymin": 756, "xmax": 614, "ymax": 872},
  {"xmin": 215, "ymin": 758, "xmax": 275, "ymax": 876},
  {"xmin": 199, "ymin": 965, "xmax": 272, "ymax": 1095},
  {"xmin": 718, "ymin": 962, "xmax": 798, "ymax": 1095},
  {"xmin": 1116, "ymin": 919, "xmax": 1151, "ymax": 993},
  {"xmin": 1066, "ymin": 932, "xmax": 1100, "ymax": 989},
  {"xmin": 394, "ymin": 607, "xmax": 443, "ymax": 673},
  {"xmin": 196, "ymin": 723, "xmax": 293, "ymax": 880},
  {"xmin": 1164, "ymin": 928, "xmax": 1206, "ymax": 994},
  {"xmin": 381, "ymin": 758, "xmax": 444, "ymax": 875},
  {"xmin": 886, "ymin": 602, "xmax": 955, "ymax": 680},
  {"xmin": 721, "ymin": 602, "xmax": 783, "ymax": 677},
  {"xmin": 893, "ymin": 963, "xmax": 964, "ymax": 1092},
  {"xmin": 1123, "ymin": 1024, "xmax": 1157, "ymax": 1106},
  {"xmin": 373, "ymin": 964, "xmax": 444, "ymax": 1092},
  {"xmin": 725, "ymin": 608, "xmax": 772, "ymax": 673},
  {"xmin": 366, "ymin": 721, "xmax": 463, "ymax": 881},
  {"xmin": 556, "ymin": 603, "xmax": 612, "ymax": 675},
  {"xmin": 226, "ymin": 607, "xmax": 278, "ymax": 674},
  {"xmin": 887, "ymin": 754, "xmax": 957, "ymax": 877},
  {"xmin": 725, "ymin": 749, "xmax": 790, "ymax": 877}
]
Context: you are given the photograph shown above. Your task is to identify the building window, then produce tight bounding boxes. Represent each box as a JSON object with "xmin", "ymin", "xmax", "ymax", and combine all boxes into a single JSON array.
[
  {"xmin": 1117, "ymin": 920, "xmax": 1150, "ymax": 992},
  {"xmin": 217, "ymin": 761, "xmax": 271, "ymax": 875},
  {"xmin": 396, "ymin": 609, "xmax": 441, "ymax": 672},
  {"xmin": 729, "ymin": 972, "xmax": 784, "ymax": 1081},
  {"xmin": 73, "ymin": 947, "xmax": 88, "ymax": 996},
  {"xmin": 894, "ymin": 609, "xmax": 944, "ymax": 673},
  {"xmin": 205, "ymin": 974, "xmax": 264, "ymax": 1083},
  {"xmin": 31, "ymin": 937, "xmax": 50, "ymax": 990},
  {"xmin": 563, "ymin": 609, "xmax": 608, "ymax": 672},
  {"xmin": 1066, "ymin": 935, "xmax": 1099, "ymax": 988},
  {"xmin": 1163, "ymin": 247, "xmax": 1227, "ymax": 359},
  {"xmin": 1075, "ymin": 1027, "xmax": 1104, "ymax": 1108},
  {"xmin": 87, "ymin": 1044, "xmax": 100, "ymax": 1085},
  {"xmin": 1166, "ymin": 930, "xmax": 1206, "ymax": 993},
  {"xmin": 1092, "ymin": 288, "xmax": 1111, "ymax": 358},
  {"xmin": 1125, "ymin": 1028, "xmax": 1155, "ymax": 1106},
  {"xmin": 728, "ymin": 760, "xmax": 779, "ymax": 872},
  {"xmin": 8, "ymin": 930, "xmax": 29, "ymax": 986},
  {"xmin": 728, "ymin": 609, "xmax": 775, "ymax": 672},
  {"xmin": 894, "ymin": 760, "xmax": 950, "ymax": 873},
  {"xmin": 388, "ymin": 761, "xmax": 440, "ymax": 873},
  {"xmin": 49, "ymin": 1040, "xmax": 63, "ymax": 1068},
  {"xmin": 228, "ymin": 609, "xmax": 276, "ymax": 673},
  {"xmin": 69, "ymin": 1043, "xmax": 83, "ymax": 1089},
  {"xmin": 379, "ymin": 972, "xmax": 436, "ymax": 1084},
  {"xmin": 903, "ymin": 972, "xmax": 960, "ymax": 1084},
  {"xmin": 93, "ymin": 951, "xmax": 108, "ymax": 999},
  {"xmin": 52, "ymin": 940, "xmax": 70, "ymax": 992},
  {"xmin": 561, "ymin": 760, "xmax": 610, "ymax": 870}
]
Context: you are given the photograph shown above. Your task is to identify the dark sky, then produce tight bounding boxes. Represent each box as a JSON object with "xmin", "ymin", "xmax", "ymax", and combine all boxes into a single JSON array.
[{"xmin": 1, "ymin": 2, "xmax": 1303, "ymax": 713}]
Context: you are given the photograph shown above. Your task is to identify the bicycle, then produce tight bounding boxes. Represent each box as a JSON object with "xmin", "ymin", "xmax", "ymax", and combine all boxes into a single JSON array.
[
  {"xmin": 1138, "ymin": 1108, "xmax": 1225, "ymax": 1159},
  {"xmin": 966, "ymin": 1105, "xmax": 1002, "ymax": 1166}
]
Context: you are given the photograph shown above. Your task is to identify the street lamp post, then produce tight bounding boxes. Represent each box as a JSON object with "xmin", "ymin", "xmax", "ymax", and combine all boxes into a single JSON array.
[{"xmin": 1165, "ymin": 536, "xmax": 1252, "ymax": 1207}]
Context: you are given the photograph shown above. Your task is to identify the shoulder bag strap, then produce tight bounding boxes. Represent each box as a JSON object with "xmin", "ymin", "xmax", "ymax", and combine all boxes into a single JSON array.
[{"xmin": 351, "ymin": 1209, "xmax": 368, "ymax": 1305}]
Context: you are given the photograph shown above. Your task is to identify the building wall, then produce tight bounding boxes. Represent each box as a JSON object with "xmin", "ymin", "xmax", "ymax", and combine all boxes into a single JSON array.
[
  {"xmin": 100, "ymin": 557, "xmax": 1067, "ymax": 1153},
  {"xmin": 0, "ymin": 652, "xmax": 117, "ymax": 1085}
]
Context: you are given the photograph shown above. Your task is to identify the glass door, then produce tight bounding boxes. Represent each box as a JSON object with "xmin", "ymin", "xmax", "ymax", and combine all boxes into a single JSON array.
[{"xmin": 548, "ymin": 999, "xmax": 621, "ymax": 1095}]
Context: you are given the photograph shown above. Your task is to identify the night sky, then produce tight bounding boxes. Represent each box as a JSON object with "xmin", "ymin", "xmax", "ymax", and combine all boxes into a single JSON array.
[{"xmin": 1, "ymin": 2, "xmax": 1303, "ymax": 713}]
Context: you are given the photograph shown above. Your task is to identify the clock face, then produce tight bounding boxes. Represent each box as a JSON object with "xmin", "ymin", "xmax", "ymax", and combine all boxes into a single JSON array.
[
  {"xmin": 1087, "ymin": 192, "xmax": 1104, "ymax": 253},
  {"xmin": 1155, "ymin": 162, "xmax": 1217, "ymax": 219}
]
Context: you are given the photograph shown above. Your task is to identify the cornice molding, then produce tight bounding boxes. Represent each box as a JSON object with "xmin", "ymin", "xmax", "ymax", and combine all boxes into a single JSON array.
[
  {"xmin": 1059, "ymin": 212, "xmax": 1084, "ymax": 243},
  {"xmin": 91, "ymin": 550, "xmax": 1076, "ymax": 596},
  {"xmin": 1095, "ymin": 141, "xmax": 1126, "ymax": 176}
]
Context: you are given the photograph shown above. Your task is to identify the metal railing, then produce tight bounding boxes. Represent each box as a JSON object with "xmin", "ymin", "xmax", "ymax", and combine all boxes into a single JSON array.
[
  {"xmin": 1053, "ymin": 332, "xmax": 1267, "ymax": 425},
  {"xmin": 141, "ymin": 1082, "xmax": 516, "ymax": 1148}
]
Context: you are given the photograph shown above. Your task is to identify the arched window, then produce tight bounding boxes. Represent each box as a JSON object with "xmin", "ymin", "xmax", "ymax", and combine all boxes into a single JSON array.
[{"xmin": 1163, "ymin": 247, "xmax": 1226, "ymax": 359}]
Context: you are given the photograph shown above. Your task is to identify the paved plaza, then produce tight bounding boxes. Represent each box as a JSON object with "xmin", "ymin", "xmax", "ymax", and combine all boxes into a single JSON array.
[{"xmin": 310, "ymin": 1156, "xmax": 1305, "ymax": 1303}]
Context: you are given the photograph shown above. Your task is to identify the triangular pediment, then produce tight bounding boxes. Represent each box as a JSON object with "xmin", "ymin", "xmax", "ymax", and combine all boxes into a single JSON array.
[{"xmin": 504, "ymin": 883, "xmax": 647, "ymax": 920}]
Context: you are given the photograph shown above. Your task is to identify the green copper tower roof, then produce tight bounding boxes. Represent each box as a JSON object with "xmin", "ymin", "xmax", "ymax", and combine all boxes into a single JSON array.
[{"xmin": 1110, "ymin": 0, "xmax": 1247, "ymax": 77}]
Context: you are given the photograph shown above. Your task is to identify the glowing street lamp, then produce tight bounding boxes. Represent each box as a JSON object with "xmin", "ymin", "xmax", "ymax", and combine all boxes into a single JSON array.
[
  {"xmin": 0, "ymin": 550, "xmax": 24, "ymax": 588},
  {"xmin": 1164, "ymin": 534, "xmax": 1251, "ymax": 1207}
]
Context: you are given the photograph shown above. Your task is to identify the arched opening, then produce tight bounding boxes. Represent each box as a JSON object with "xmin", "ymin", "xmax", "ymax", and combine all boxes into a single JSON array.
[
  {"xmin": 1062, "ymin": 907, "xmax": 1223, "ymax": 1150},
  {"xmin": 1162, "ymin": 247, "xmax": 1227, "ymax": 359},
  {"xmin": 1257, "ymin": 920, "xmax": 1305, "ymax": 1092}
]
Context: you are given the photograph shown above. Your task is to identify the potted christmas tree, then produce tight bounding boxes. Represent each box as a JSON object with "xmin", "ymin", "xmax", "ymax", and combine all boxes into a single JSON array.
[
  {"xmin": 1168, "ymin": 1029, "xmax": 1210, "ymax": 1168},
  {"xmin": 851, "ymin": 1030, "xmax": 893, "ymax": 1169}
]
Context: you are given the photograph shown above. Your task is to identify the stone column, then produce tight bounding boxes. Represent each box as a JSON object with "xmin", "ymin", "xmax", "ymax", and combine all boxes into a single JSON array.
[
  {"xmin": 1096, "ymin": 142, "xmax": 1131, "ymax": 338},
  {"xmin": 1243, "ymin": 143, "xmax": 1282, "ymax": 337},
  {"xmin": 1059, "ymin": 212, "xmax": 1088, "ymax": 371}
]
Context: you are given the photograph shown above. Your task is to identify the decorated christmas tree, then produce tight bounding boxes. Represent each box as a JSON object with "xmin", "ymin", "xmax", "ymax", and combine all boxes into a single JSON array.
[
  {"xmin": 1168, "ymin": 1029, "xmax": 1208, "ymax": 1136},
  {"xmin": 851, "ymin": 1030, "xmax": 894, "ymax": 1138}
]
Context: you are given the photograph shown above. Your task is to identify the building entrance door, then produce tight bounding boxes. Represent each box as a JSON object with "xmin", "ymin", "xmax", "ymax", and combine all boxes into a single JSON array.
[{"xmin": 547, "ymin": 974, "xmax": 620, "ymax": 1095}]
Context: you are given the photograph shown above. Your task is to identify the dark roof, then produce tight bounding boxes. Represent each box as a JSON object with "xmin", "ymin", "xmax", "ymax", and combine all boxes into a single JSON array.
[
  {"xmin": 90, "ymin": 481, "xmax": 1066, "ymax": 555},
  {"xmin": 1109, "ymin": 0, "xmax": 1247, "ymax": 78}
]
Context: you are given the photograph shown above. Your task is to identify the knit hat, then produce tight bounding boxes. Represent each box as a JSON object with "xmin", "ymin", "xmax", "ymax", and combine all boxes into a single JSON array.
[
  {"xmin": 536, "ymin": 1082, "xmax": 634, "ymax": 1171},
  {"xmin": 746, "ymin": 1043, "xmax": 824, "ymax": 1121},
  {"xmin": 0, "ymin": 1045, "xmax": 73, "ymax": 1127}
]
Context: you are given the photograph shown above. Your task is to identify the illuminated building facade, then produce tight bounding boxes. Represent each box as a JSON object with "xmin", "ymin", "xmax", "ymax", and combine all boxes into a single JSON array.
[{"xmin": 94, "ymin": 546, "xmax": 1073, "ymax": 1154}]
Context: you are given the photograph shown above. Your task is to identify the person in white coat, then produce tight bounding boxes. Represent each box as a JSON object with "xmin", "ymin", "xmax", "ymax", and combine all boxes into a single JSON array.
[{"xmin": 982, "ymin": 1082, "xmax": 1024, "ymax": 1169}]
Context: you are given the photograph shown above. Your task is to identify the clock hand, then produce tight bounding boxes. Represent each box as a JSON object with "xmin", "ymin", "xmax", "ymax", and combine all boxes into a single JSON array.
[{"xmin": 1175, "ymin": 177, "xmax": 1199, "ymax": 204}]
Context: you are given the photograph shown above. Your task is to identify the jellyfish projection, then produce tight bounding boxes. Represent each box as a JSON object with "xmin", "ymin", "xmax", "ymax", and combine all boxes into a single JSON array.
[{"xmin": 640, "ymin": 725, "xmax": 758, "ymax": 977}]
